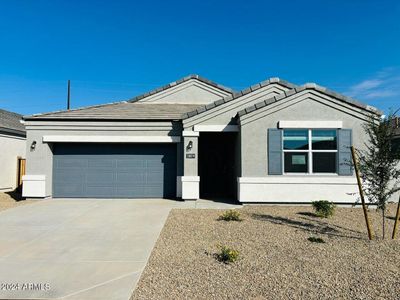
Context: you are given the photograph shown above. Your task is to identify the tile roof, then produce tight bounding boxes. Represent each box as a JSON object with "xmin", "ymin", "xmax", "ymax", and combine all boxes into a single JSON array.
[
  {"xmin": 0, "ymin": 109, "xmax": 25, "ymax": 136},
  {"xmin": 181, "ymin": 78, "xmax": 297, "ymax": 119},
  {"xmin": 24, "ymin": 102, "xmax": 202, "ymax": 120},
  {"xmin": 237, "ymin": 83, "xmax": 383, "ymax": 118},
  {"xmin": 24, "ymin": 74, "xmax": 233, "ymax": 121}
]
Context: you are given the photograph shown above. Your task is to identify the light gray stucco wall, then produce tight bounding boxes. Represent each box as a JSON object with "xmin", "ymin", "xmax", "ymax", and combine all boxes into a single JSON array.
[
  {"xmin": 239, "ymin": 91, "xmax": 371, "ymax": 177},
  {"xmin": 0, "ymin": 134, "xmax": 26, "ymax": 191},
  {"xmin": 183, "ymin": 136, "xmax": 198, "ymax": 176}
]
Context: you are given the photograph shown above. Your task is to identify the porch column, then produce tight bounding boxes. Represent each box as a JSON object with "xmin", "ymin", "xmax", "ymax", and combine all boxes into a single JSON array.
[{"xmin": 181, "ymin": 131, "xmax": 200, "ymax": 200}]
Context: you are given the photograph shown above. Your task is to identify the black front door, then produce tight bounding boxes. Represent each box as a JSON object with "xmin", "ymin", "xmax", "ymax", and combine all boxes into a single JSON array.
[{"xmin": 198, "ymin": 132, "xmax": 237, "ymax": 200}]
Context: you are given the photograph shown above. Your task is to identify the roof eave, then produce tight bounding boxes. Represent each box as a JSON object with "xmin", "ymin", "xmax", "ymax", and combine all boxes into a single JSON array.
[
  {"xmin": 237, "ymin": 84, "xmax": 383, "ymax": 119},
  {"xmin": 0, "ymin": 127, "xmax": 26, "ymax": 137},
  {"xmin": 23, "ymin": 117, "xmax": 183, "ymax": 122}
]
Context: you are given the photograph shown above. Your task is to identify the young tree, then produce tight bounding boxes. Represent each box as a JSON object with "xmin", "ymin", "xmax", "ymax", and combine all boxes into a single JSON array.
[{"xmin": 357, "ymin": 113, "xmax": 400, "ymax": 239}]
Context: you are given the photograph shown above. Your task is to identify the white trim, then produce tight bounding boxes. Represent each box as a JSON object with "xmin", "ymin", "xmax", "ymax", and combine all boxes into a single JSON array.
[
  {"xmin": 22, "ymin": 175, "xmax": 45, "ymax": 181},
  {"xmin": 238, "ymin": 176, "xmax": 356, "ymax": 184},
  {"xmin": 181, "ymin": 176, "xmax": 200, "ymax": 182},
  {"xmin": 193, "ymin": 125, "xmax": 239, "ymax": 132},
  {"xmin": 182, "ymin": 131, "xmax": 200, "ymax": 137},
  {"xmin": 181, "ymin": 176, "xmax": 200, "ymax": 199},
  {"xmin": 42, "ymin": 135, "xmax": 181, "ymax": 143},
  {"xmin": 238, "ymin": 176, "xmax": 359, "ymax": 203},
  {"xmin": 22, "ymin": 175, "xmax": 46, "ymax": 198},
  {"xmin": 278, "ymin": 121, "xmax": 343, "ymax": 129}
]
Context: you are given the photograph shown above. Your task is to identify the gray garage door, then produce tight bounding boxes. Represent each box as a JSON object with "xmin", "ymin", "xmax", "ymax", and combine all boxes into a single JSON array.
[{"xmin": 53, "ymin": 143, "xmax": 176, "ymax": 198}]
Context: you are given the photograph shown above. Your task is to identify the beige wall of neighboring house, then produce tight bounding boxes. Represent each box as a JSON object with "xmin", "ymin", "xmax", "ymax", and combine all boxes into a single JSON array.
[{"xmin": 0, "ymin": 133, "xmax": 26, "ymax": 191}]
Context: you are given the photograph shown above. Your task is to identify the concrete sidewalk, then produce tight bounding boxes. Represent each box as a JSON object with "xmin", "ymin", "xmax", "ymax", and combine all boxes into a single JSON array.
[{"xmin": 0, "ymin": 199, "xmax": 239, "ymax": 299}]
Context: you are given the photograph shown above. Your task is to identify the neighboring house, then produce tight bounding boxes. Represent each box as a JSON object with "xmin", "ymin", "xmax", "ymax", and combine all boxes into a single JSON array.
[
  {"xmin": 0, "ymin": 109, "xmax": 26, "ymax": 191},
  {"xmin": 22, "ymin": 75, "xmax": 381, "ymax": 203}
]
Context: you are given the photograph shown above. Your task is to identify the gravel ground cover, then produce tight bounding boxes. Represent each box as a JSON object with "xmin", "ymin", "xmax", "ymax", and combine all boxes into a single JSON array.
[
  {"xmin": 132, "ymin": 204, "xmax": 400, "ymax": 300},
  {"xmin": 0, "ymin": 191, "xmax": 36, "ymax": 212}
]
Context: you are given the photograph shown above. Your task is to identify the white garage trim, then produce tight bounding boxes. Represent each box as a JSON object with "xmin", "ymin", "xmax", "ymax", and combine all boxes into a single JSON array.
[
  {"xmin": 22, "ymin": 175, "xmax": 46, "ymax": 198},
  {"xmin": 182, "ymin": 131, "xmax": 200, "ymax": 137},
  {"xmin": 181, "ymin": 176, "xmax": 200, "ymax": 200},
  {"xmin": 278, "ymin": 121, "xmax": 343, "ymax": 129},
  {"xmin": 42, "ymin": 135, "xmax": 181, "ymax": 143}
]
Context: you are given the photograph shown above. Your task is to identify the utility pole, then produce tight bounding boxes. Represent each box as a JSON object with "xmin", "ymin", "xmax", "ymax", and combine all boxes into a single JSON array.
[{"xmin": 67, "ymin": 80, "xmax": 71, "ymax": 110}]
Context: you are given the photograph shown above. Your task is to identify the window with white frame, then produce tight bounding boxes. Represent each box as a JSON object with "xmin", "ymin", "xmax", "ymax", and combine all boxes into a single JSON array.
[{"xmin": 283, "ymin": 129, "xmax": 338, "ymax": 174}]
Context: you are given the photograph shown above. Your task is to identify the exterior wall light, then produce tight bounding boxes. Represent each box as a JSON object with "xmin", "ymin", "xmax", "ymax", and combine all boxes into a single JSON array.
[
  {"xmin": 30, "ymin": 141, "xmax": 37, "ymax": 151},
  {"xmin": 186, "ymin": 141, "xmax": 193, "ymax": 151}
]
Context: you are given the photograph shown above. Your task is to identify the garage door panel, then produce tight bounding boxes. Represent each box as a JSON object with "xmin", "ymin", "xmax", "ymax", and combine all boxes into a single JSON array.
[
  {"xmin": 85, "ymin": 186, "xmax": 114, "ymax": 198},
  {"xmin": 146, "ymin": 172, "xmax": 164, "ymax": 184},
  {"xmin": 115, "ymin": 187, "xmax": 146, "ymax": 197},
  {"xmin": 116, "ymin": 173, "xmax": 145, "ymax": 184},
  {"xmin": 53, "ymin": 143, "xmax": 176, "ymax": 198},
  {"xmin": 86, "ymin": 172, "xmax": 114, "ymax": 186},
  {"xmin": 55, "ymin": 182, "xmax": 85, "ymax": 195},
  {"xmin": 87, "ymin": 158, "xmax": 114, "ymax": 168},
  {"xmin": 55, "ymin": 158, "xmax": 88, "ymax": 169},
  {"xmin": 54, "ymin": 171, "xmax": 85, "ymax": 183},
  {"xmin": 116, "ymin": 158, "xmax": 147, "ymax": 168}
]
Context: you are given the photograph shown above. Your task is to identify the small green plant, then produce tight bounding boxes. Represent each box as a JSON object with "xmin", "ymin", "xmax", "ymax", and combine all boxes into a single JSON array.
[
  {"xmin": 308, "ymin": 236, "xmax": 325, "ymax": 243},
  {"xmin": 216, "ymin": 245, "xmax": 240, "ymax": 263},
  {"xmin": 312, "ymin": 200, "xmax": 336, "ymax": 218},
  {"xmin": 218, "ymin": 210, "xmax": 242, "ymax": 221}
]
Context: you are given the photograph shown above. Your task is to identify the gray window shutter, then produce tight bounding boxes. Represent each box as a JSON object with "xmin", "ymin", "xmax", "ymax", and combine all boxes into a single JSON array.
[
  {"xmin": 268, "ymin": 129, "xmax": 283, "ymax": 175},
  {"xmin": 338, "ymin": 129, "xmax": 353, "ymax": 175}
]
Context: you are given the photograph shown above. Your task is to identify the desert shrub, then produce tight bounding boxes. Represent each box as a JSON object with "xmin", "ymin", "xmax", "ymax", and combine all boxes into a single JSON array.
[
  {"xmin": 308, "ymin": 236, "xmax": 325, "ymax": 243},
  {"xmin": 216, "ymin": 245, "xmax": 240, "ymax": 263},
  {"xmin": 218, "ymin": 210, "xmax": 242, "ymax": 221},
  {"xmin": 312, "ymin": 200, "xmax": 336, "ymax": 218}
]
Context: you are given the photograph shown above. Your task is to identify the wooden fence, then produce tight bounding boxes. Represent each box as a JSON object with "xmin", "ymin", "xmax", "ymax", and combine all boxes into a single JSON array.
[{"xmin": 17, "ymin": 157, "xmax": 26, "ymax": 191}]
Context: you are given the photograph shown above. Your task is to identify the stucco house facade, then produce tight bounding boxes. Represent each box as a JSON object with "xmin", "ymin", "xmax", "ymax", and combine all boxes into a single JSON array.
[
  {"xmin": 22, "ymin": 75, "xmax": 382, "ymax": 203},
  {"xmin": 0, "ymin": 109, "xmax": 26, "ymax": 191}
]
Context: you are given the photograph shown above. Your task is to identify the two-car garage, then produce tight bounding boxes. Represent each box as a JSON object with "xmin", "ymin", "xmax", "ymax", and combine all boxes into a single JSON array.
[{"xmin": 52, "ymin": 143, "xmax": 177, "ymax": 198}]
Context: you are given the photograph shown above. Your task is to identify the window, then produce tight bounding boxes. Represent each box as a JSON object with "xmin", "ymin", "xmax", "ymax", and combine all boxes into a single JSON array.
[{"xmin": 283, "ymin": 129, "xmax": 337, "ymax": 174}]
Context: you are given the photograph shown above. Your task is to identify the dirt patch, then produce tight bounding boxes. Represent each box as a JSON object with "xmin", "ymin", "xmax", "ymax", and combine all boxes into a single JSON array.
[
  {"xmin": 0, "ymin": 191, "xmax": 37, "ymax": 212},
  {"xmin": 132, "ymin": 204, "xmax": 400, "ymax": 300}
]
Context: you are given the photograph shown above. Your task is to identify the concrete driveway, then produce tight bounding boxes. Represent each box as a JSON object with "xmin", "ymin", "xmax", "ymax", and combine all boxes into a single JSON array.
[{"xmin": 0, "ymin": 199, "xmax": 185, "ymax": 300}]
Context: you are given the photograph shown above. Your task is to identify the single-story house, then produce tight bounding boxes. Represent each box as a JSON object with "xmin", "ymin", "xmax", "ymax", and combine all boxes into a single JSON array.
[
  {"xmin": 0, "ymin": 109, "xmax": 26, "ymax": 191},
  {"xmin": 22, "ymin": 75, "xmax": 383, "ymax": 203}
]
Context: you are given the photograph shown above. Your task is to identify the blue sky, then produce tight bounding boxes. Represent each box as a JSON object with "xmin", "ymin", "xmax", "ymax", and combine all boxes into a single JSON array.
[{"xmin": 0, "ymin": 0, "xmax": 399, "ymax": 115}]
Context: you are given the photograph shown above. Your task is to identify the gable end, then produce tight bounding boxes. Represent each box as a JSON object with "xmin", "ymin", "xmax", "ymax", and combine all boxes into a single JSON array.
[
  {"xmin": 237, "ymin": 83, "xmax": 382, "ymax": 120},
  {"xmin": 181, "ymin": 77, "xmax": 297, "ymax": 120}
]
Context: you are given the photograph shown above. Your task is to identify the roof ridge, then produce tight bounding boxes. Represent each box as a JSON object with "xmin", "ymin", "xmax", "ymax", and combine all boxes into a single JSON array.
[
  {"xmin": 127, "ymin": 74, "xmax": 234, "ymax": 103},
  {"xmin": 182, "ymin": 77, "xmax": 298, "ymax": 119},
  {"xmin": 237, "ymin": 82, "xmax": 382, "ymax": 118}
]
